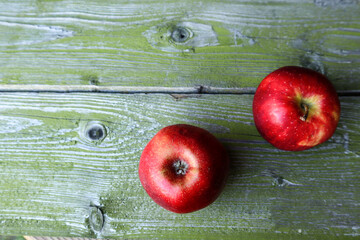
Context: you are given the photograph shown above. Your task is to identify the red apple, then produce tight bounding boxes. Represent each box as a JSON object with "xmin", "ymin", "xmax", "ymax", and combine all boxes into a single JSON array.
[
  {"xmin": 253, "ymin": 66, "xmax": 340, "ymax": 151},
  {"xmin": 138, "ymin": 124, "xmax": 229, "ymax": 214}
]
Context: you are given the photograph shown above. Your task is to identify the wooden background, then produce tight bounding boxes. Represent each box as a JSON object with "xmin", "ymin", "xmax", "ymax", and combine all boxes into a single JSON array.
[{"xmin": 0, "ymin": 0, "xmax": 359, "ymax": 239}]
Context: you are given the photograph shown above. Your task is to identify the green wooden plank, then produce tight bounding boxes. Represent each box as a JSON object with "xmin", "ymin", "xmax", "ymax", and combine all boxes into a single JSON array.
[
  {"xmin": 0, "ymin": 237, "xmax": 100, "ymax": 240},
  {"xmin": 0, "ymin": 93, "xmax": 359, "ymax": 239},
  {"xmin": 0, "ymin": 237, "xmax": 25, "ymax": 240},
  {"xmin": 0, "ymin": 0, "xmax": 359, "ymax": 90}
]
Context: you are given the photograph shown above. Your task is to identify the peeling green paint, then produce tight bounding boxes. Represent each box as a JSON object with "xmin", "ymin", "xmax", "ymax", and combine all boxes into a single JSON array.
[{"xmin": 0, "ymin": 1, "xmax": 358, "ymax": 90}]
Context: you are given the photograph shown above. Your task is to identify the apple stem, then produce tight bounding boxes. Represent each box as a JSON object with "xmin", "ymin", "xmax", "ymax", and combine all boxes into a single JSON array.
[
  {"xmin": 300, "ymin": 103, "xmax": 309, "ymax": 121},
  {"xmin": 173, "ymin": 160, "xmax": 188, "ymax": 176}
]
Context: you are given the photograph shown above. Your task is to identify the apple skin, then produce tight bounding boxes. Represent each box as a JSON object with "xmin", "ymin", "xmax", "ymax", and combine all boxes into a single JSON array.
[
  {"xmin": 253, "ymin": 66, "xmax": 340, "ymax": 151},
  {"xmin": 138, "ymin": 124, "xmax": 229, "ymax": 214}
]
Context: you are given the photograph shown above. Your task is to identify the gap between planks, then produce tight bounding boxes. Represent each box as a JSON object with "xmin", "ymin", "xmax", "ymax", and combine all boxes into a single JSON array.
[
  {"xmin": 24, "ymin": 236, "xmax": 106, "ymax": 240},
  {"xmin": 0, "ymin": 85, "xmax": 359, "ymax": 96},
  {"xmin": 0, "ymin": 84, "xmax": 255, "ymax": 94}
]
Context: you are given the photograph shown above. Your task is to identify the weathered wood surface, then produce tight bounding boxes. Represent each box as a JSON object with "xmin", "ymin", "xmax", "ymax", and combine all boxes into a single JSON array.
[
  {"xmin": 0, "ymin": 0, "xmax": 359, "ymax": 91},
  {"xmin": 0, "ymin": 0, "xmax": 359, "ymax": 239},
  {"xmin": 0, "ymin": 93, "xmax": 359, "ymax": 239}
]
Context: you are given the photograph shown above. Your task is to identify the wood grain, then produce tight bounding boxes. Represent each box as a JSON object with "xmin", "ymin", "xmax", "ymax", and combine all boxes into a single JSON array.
[
  {"xmin": 0, "ymin": 0, "xmax": 359, "ymax": 90},
  {"xmin": 0, "ymin": 93, "xmax": 359, "ymax": 239}
]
